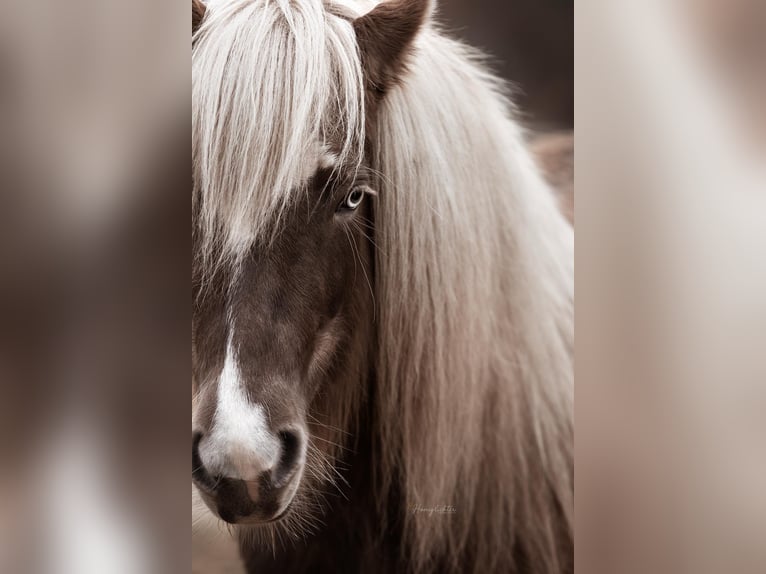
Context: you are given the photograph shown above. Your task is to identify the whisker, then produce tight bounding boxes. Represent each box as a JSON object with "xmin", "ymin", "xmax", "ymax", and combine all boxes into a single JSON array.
[{"xmin": 348, "ymin": 229, "xmax": 376, "ymax": 320}]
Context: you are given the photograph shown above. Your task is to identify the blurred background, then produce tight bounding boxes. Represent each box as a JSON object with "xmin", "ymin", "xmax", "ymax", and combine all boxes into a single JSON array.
[
  {"xmin": 577, "ymin": 2, "xmax": 766, "ymax": 574},
  {"xmin": 440, "ymin": 0, "xmax": 573, "ymax": 131}
]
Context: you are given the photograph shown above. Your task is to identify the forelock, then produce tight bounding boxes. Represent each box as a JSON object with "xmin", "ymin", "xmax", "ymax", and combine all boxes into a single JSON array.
[{"xmin": 192, "ymin": 0, "xmax": 366, "ymax": 268}]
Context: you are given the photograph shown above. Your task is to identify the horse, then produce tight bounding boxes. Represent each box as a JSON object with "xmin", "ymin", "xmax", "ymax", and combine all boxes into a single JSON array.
[{"xmin": 191, "ymin": 1, "xmax": 574, "ymax": 572}]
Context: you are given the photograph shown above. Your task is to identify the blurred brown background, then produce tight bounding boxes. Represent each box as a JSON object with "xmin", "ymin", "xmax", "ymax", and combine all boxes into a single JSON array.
[{"xmin": 439, "ymin": 0, "xmax": 573, "ymax": 130}]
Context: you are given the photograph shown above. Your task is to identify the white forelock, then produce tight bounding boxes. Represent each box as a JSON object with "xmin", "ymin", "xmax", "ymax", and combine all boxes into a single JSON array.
[{"xmin": 193, "ymin": 0, "xmax": 366, "ymax": 265}]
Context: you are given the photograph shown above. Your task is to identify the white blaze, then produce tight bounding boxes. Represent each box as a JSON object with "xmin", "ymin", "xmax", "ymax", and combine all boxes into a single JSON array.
[{"xmin": 199, "ymin": 338, "xmax": 280, "ymax": 480}]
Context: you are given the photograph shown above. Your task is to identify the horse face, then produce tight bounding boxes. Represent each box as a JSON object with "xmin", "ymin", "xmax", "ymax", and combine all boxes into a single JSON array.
[
  {"xmin": 192, "ymin": 0, "xmax": 430, "ymax": 529},
  {"xmin": 192, "ymin": 164, "xmax": 374, "ymax": 525}
]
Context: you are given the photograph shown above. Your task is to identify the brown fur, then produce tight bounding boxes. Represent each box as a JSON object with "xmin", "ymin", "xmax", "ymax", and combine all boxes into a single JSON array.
[
  {"xmin": 193, "ymin": 160, "xmax": 377, "ymax": 538},
  {"xmin": 354, "ymin": 0, "xmax": 432, "ymax": 113},
  {"xmin": 192, "ymin": 0, "xmax": 206, "ymax": 35}
]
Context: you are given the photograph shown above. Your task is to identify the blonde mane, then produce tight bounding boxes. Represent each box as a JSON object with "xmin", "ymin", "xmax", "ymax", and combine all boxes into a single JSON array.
[
  {"xmin": 193, "ymin": 0, "xmax": 365, "ymax": 266},
  {"xmin": 193, "ymin": 1, "xmax": 573, "ymax": 572},
  {"xmin": 371, "ymin": 26, "xmax": 574, "ymax": 572}
]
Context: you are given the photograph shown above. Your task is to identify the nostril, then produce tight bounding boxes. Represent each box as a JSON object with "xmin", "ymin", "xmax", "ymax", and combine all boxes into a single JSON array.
[{"xmin": 273, "ymin": 429, "xmax": 303, "ymax": 488}]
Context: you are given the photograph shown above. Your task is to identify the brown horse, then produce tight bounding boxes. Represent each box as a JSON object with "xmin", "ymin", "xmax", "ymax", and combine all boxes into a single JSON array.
[{"xmin": 192, "ymin": 1, "xmax": 573, "ymax": 572}]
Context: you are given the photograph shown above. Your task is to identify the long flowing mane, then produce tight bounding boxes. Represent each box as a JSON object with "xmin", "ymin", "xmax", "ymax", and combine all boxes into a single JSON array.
[
  {"xmin": 371, "ymin": 25, "xmax": 574, "ymax": 572},
  {"xmin": 193, "ymin": 1, "xmax": 573, "ymax": 572}
]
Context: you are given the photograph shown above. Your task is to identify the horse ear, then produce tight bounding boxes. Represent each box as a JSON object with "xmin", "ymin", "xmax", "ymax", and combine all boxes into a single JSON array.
[
  {"xmin": 354, "ymin": 0, "xmax": 433, "ymax": 103},
  {"xmin": 193, "ymin": 0, "xmax": 206, "ymax": 36}
]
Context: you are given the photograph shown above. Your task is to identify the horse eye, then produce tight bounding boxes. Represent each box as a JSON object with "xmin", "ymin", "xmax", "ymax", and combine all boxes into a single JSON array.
[{"xmin": 339, "ymin": 187, "xmax": 365, "ymax": 212}]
